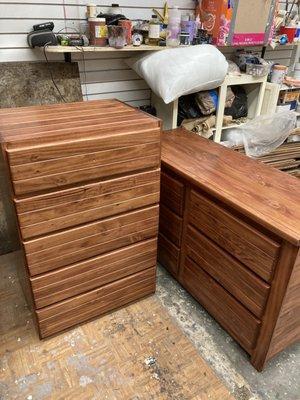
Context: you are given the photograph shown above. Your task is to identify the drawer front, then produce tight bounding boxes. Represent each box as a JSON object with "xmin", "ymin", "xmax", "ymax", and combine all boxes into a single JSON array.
[
  {"xmin": 181, "ymin": 257, "xmax": 261, "ymax": 353},
  {"xmin": 158, "ymin": 233, "xmax": 180, "ymax": 277},
  {"xmin": 160, "ymin": 171, "xmax": 184, "ymax": 216},
  {"xmin": 15, "ymin": 170, "xmax": 160, "ymax": 239},
  {"xmin": 189, "ymin": 190, "xmax": 280, "ymax": 282},
  {"xmin": 7, "ymin": 126, "xmax": 160, "ymax": 196},
  {"xmin": 159, "ymin": 204, "xmax": 183, "ymax": 247},
  {"xmin": 31, "ymin": 239, "xmax": 157, "ymax": 309},
  {"xmin": 36, "ymin": 267, "xmax": 156, "ymax": 338},
  {"xmin": 186, "ymin": 226, "xmax": 270, "ymax": 318},
  {"xmin": 24, "ymin": 206, "xmax": 159, "ymax": 276}
]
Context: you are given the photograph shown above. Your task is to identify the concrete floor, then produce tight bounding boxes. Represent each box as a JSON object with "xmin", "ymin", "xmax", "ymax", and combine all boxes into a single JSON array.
[
  {"xmin": 156, "ymin": 265, "xmax": 300, "ymax": 400},
  {"xmin": 1, "ymin": 249, "xmax": 299, "ymax": 400}
]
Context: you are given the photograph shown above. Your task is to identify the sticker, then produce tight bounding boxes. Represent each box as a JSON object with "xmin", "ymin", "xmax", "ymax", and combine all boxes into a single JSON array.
[{"xmin": 95, "ymin": 25, "xmax": 108, "ymax": 38}]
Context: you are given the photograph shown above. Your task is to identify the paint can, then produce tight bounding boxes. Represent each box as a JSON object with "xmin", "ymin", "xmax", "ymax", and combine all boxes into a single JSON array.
[
  {"xmin": 270, "ymin": 65, "xmax": 288, "ymax": 85},
  {"xmin": 88, "ymin": 18, "xmax": 108, "ymax": 46}
]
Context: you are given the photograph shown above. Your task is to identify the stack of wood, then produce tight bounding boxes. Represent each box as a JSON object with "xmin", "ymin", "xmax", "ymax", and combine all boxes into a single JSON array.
[{"xmin": 234, "ymin": 132, "xmax": 300, "ymax": 178}]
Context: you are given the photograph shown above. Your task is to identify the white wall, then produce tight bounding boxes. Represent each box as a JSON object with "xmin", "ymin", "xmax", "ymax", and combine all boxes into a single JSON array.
[{"xmin": 0, "ymin": 0, "xmax": 195, "ymax": 107}]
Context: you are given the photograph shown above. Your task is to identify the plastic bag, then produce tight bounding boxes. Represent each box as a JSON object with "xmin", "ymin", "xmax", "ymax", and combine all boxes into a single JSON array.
[
  {"xmin": 236, "ymin": 112, "xmax": 296, "ymax": 157},
  {"xmin": 126, "ymin": 45, "xmax": 228, "ymax": 104}
]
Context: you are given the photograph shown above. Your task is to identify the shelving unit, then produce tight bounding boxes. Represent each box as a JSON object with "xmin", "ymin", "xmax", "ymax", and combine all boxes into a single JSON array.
[
  {"xmin": 44, "ymin": 45, "xmax": 165, "ymax": 53},
  {"xmin": 44, "ymin": 44, "xmax": 165, "ymax": 61},
  {"xmin": 152, "ymin": 73, "xmax": 268, "ymax": 142}
]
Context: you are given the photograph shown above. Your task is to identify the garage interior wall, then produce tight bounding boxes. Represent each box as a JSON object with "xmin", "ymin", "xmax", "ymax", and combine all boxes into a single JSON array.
[
  {"xmin": 0, "ymin": 0, "xmax": 297, "ymax": 107},
  {"xmin": 0, "ymin": 0, "xmax": 195, "ymax": 107}
]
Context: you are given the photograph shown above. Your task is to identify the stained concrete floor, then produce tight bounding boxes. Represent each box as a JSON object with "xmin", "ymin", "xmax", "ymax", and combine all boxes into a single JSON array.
[
  {"xmin": 1, "ymin": 250, "xmax": 299, "ymax": 400},
  {"xmin": 156, "ymin": 265, "xmax": 300, "ymax": 400}
]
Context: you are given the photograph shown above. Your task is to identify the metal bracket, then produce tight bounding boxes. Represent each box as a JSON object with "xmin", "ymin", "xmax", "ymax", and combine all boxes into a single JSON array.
[{"xmin": 64, "ymin": 52, "xmax": 72, "ymax": 63}]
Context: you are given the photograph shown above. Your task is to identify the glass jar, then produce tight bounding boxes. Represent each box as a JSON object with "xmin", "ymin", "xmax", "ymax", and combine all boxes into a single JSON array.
[{"xmin": 148, "ymin": 15, "xmax": 160, "ymax": 46}]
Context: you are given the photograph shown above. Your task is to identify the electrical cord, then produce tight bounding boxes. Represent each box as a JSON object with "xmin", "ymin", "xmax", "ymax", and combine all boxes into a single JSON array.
[
  {"xmin": 55, "ymin": 26, "xmax": 89, "ymax": 101},
  {"xmin": 43, "ymin": 42, "xmax": 67, "ymax": 103}
]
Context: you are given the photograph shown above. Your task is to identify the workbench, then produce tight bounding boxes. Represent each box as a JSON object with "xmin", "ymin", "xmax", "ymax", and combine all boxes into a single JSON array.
[{"xmin": 158, "ymin": 128, "xmax": 300, "ymax": 371}]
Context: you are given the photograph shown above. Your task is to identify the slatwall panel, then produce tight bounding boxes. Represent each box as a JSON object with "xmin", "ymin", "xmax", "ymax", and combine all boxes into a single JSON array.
[
  {"xmin": 0, "ymin": 0, "xmax": 298, "ymax": 106},
  {"xmin": 0, "ymin": 0, "xmax": 194, "ymax": 106}
]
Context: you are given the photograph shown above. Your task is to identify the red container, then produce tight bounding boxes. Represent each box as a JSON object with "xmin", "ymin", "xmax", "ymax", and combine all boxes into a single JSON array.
[
  {"xmin": 118, "ymin": 20, "xmax": 132, "ymax": 45},
  {"xmin": 279, "ymin": 26, "xmax": 297, "ymax": 43}
]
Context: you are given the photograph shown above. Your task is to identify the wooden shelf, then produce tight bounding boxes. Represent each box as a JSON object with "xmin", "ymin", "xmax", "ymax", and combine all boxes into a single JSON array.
[{"xmin": 44, "ymin": 45, "xmax": 165, "ymax": 53}]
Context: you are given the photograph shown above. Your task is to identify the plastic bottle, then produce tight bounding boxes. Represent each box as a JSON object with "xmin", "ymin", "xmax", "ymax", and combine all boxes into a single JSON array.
[
  {"xmin": 148, "ymin": 15, "xmax": 160, "ymax": 46},
  {"xmin": 110, "ymin": 3, "xmax": 122, "ymax": 15},
  {"xmin": 166, "ymin": 6, "xmax": 181, "ymax": 47}
]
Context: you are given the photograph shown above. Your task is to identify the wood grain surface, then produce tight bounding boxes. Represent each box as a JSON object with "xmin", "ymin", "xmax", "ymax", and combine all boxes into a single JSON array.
[
  {"xmin": 25, "ymin": 206, "xmax": 159, "ymax": 275},
  {"xmin": 158, "ymin": 233, "xmax": 181, "ymax": 277},
  {"xmin": 159, "ymin": 128, "xmax": 300, "ymax": 370},
  {"xmin": 267, "ymin": 250, "xmax": 300, "ymax": 360},
  {"xmin": 0, "ymin": 100, "xmax": 161, "ymax": 338},
  {"xmin": 189, "ymin": 190, "xmax": 280, "ymax": 282},
  {"xmin": 160, "ymin": 171, "xmax": 185, "ymax": 216},
  {"xmin": 182, "ymin": 257, "xmax": 261, "ymax": 353},
  {"xmin": 186, "ymin": 225, "xmax": 270, "ymax": 318},
  {"xmin": 162, "ymin": 128, "xmax": 300, "ymax": 245}
]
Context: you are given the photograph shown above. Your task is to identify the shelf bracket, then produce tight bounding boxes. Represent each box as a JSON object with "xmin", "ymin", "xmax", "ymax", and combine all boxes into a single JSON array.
[{"xmin": 64, "ymin": 52, "xmax": 72, "ymax": 63}]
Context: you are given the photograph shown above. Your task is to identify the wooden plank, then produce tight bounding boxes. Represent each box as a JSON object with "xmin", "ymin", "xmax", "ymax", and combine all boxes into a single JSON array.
[
  {"xmin": 189, "ymin": 189, "xmax": 280, "ymax": 282},
  {"xmin": 162, "ymin": 129, "xmax": 300, "ymax": 245},
  {"xmin": 2, "ymin": 113, "xmax": 151, "ymax": 139},
  {"xmin": 181, "ymin": 257, "xmax": 261, "ymax": 354},
  {"xmin": 19, "ymin": 182, "xmax": 159, "ymax": 229},
  {"xmin": 6, "ymin": 126, "xmax": 160, "ymax": 163},
  {"xmin": 13, "ymin": 154, "xmax": 160, "ymax": 195},
  {"xmin": 24, "ymin": 204, "xmax": 159, "ymax": 253},
  {"xmin": 267, "ymin": 250, "xmax": 300, "ymax": 361},
  {"xmin": 159, "ymin": 204, "xmax": 183, "ymax": 247},
  {"xmin": 31, "ymin": 238, "xmax": 157, "ymax": 308},
  {"xmin": 11, "ymin": 142, "xmax": 159, "ymax": 181},
  {"xmin": 20, "ymin": 192, "xmax": 159, "ymax": 239},
  {"xmin": 160, "ymin": 170, "xmax": 185, "ymax": 216},
  {"xmin": 24, "ymin": 206, "xmax": 159, "ymax": 275},
  {"xmin": 36, "ymin": 267, "xmax": 156, "ymax": 338},
  {"xmin": 186, "ymin": 225, "xmax": 270, "ymax": 318},
  {"xmin": 15, "ymin": 169, "xmax": 160, "ymax": 214},
  {"xmin": 158, "ymin": 233, "xmax": 180, "ymax": 277},
  {"xmin": 251, "ymin": 244, "xmax": 299, "ymax": 371}
]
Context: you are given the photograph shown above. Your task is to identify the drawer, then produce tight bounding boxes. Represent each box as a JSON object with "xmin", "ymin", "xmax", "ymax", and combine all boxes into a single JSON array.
[
  {"xmin": 186, "ymin": 226, "xmax": 270, "ymax": 318},
  {"xmin": 36, "ymin": 267, "xmax": 156, "ymax": 338},
  {"xmin": 158, "ymin": 233, "xmax": 180, "ymax": 277},
  {"xmin": 10, "ymin": 140, "xmax": 160, "ymax": 196},
  {"xmin": 24, "ymin": 206, "xmax": 159, "ymax": 276},
  {"xmin": 15, "ymin": 169, "xmax": 160, "ymax": 239},
  {"xmin": 159, "ymin": 204, "xmax": 183, "ymax": 247},
  {"xmin": 181, "ymin": 257, "xmax": 261, "ymax": 353},
  {"xmin": 189, "ymin": 190, "xmax": 280, "ymax": 282},
  {"xmin": 31, "ymin": 239, "xmax": 157, "ymax": 309},
  {"xmin": 160, "ymin": 171, "xmax": 184, "ymax": 216}
]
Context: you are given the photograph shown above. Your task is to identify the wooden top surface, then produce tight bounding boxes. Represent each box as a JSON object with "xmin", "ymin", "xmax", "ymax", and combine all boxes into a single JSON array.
[
  {"xmin": 162, "ymin": 128, "xmax": 300, "ymax": 245},
  {"xmin": 0, "ymin": 99, "xmax": 160, "ymax": 145}
]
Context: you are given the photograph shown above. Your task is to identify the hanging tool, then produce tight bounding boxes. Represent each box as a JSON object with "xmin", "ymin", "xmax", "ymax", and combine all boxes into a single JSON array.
[{"xmin": 152, "ymin": 2, "xmax": 169, "ymax": 24}]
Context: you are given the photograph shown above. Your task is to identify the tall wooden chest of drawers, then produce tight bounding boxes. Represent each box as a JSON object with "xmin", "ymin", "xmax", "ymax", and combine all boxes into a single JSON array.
[
  {"xmin": 159, "ymin": 128, "xmax": 300, "ymax": 371},
  {"xmin": 0, "ymin": 99, "xmax": 161, "ymax": 338}
]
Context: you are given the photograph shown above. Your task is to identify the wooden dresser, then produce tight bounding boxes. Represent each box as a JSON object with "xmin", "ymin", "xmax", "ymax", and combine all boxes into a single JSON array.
[
  {"xmin": 158, "ymin": 128, "xmax": 300, "ymax": 371},
  {"xmin": 0, "ymin": 99, "xmax": 161, "ymax": 338}
]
